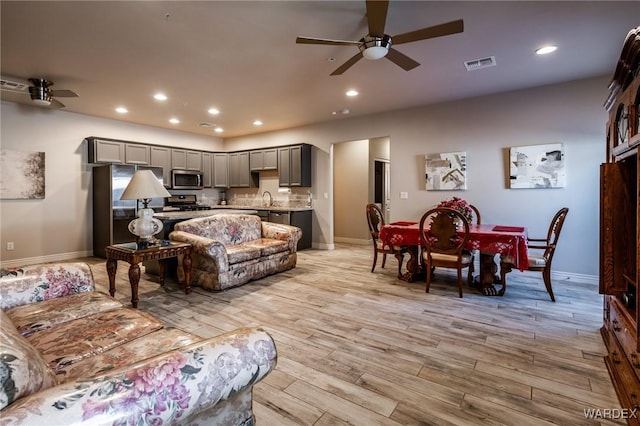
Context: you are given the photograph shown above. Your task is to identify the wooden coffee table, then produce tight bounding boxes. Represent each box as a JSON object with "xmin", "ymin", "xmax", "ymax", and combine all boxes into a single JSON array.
[{"xmin": 105, "ymin": 241, "xmax": 192, "ymax": 308}]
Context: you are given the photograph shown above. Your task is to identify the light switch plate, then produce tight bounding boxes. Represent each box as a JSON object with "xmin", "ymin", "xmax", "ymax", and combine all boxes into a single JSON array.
[{"xmin": 400, "ymin": 192, "xmax": 408, "ymax": 199}]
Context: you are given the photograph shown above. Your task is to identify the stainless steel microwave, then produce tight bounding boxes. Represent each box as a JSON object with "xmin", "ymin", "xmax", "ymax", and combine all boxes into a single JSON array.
[{"xmin": 170, "ymin": 169, "xmax": 203, "ymax": 190}]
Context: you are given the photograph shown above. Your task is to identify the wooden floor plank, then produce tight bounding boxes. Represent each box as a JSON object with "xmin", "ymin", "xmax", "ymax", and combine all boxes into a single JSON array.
[{"xmin": 78, "ymin": 243, "xmax": 622, "ymax": 425}]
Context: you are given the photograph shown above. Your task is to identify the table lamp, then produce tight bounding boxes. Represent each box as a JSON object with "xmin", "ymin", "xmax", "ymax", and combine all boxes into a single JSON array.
[{"xmin": 120, "ymin": 169, "xmax": 171, "ymax": 245}]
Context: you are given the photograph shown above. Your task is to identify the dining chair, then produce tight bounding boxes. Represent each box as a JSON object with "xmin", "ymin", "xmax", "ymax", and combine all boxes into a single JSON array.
[
  {"xmin": 466, "ymin": 204, "xmax": 481, "ymax": 276},
  {"xmin": 469, "ymin": 204, "xmax": 481, "ymax": 225},
  {"xmin": 365, "ymin": 204, "xmax": 407, "ymax": 274},
  {"xmin": 419, "ymin": 207, "xmax": 473, "ymax": 298},
  {"xmin": 500, "ymin": 207, "xmax": 569, "ymax": 302}
]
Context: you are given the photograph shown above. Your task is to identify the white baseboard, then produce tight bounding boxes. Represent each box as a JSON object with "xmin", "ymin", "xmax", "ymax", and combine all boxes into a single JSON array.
[
  {"xmin": 551, "ymin": 270, "xmax": 598, "ymax": 286},
  {"xmin": 333, "ymin": 237, "xmax": 369, "ymax": 246},
  {"xmin": 312, "ymin": 242, "xmax": 335, "ymax": 250},
  {"xmin": 0, "ymin": 250, "xmax": 94, "ymax": 269}
]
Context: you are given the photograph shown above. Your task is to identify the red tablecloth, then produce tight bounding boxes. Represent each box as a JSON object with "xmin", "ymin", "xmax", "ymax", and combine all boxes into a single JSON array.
[{"xmin": 380, "ymin": 222, "xmax": 529, "ymax": 271}]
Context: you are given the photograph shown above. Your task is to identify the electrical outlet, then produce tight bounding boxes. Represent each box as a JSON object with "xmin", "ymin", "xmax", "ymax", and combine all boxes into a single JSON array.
[{"xmin": 7, "ymin": 242, "xmax": 14, "ymax": 251}]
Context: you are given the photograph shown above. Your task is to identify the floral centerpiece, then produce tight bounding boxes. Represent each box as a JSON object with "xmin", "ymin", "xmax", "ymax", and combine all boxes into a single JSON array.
[{"xmin": 437, "ymin": 196, "xmax": 473, "ymax": 223}]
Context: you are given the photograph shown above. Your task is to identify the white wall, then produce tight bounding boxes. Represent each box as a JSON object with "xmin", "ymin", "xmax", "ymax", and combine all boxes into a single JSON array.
[
  {"xmin": 334, "ymin": 139, "xmax": 369, "ymax": 242},
  {"xmin": 226, "ymin": 76, "xmax": 609, "ymax": 278},
  {"xmin": 1, "ymin": 76, "xmax": 608, "ymax": 278},
  {"xmin": 0, "ymin": 102, "xmax": 223, "ymax": 265}
]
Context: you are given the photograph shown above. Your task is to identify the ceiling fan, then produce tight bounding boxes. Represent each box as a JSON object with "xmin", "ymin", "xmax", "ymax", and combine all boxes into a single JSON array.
[
  {"xmin": 0, "ymin": 77, "xmax": 78, "ymax": 107},
  {"xmin": 296, "ymin": 0, "xmax": 463, "ymax": 76}
]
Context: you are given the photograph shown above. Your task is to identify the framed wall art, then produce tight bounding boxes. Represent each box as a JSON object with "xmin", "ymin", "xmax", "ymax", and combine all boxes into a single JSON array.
[
  {"xmin": 425, "ymin": 151, "xmax": 467, "ymax": 190},
  {"xmin": 0, "ymin": 150, "xmax": 45, "ymax": 199},
  {"xmin": 509, "ymin": 143, "xmax": 565, "ymax": 189}
]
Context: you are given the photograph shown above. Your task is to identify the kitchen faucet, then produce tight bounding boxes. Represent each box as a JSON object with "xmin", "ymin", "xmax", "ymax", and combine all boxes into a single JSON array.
[{"xmin": 262, "ymin": 191, "xmax": 273, "ymax": 207}]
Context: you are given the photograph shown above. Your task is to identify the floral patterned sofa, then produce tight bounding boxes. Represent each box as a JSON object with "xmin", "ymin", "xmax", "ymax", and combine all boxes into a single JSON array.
[
  {"xmin": 169, "ymin": 214, "xmax": 302, "ymax": 291},
  {"xmin": 0, "ymin": 262, "xmax": 277, "ymax": 425}
]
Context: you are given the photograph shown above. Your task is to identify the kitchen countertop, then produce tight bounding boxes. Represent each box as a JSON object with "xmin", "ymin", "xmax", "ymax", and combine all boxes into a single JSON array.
[{"xmin": 212, "ymin": 205, "xmax": 313, "ymax": 212}]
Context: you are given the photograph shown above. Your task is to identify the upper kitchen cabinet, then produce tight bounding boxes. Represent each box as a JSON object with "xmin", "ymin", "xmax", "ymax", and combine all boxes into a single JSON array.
[
  {"xmin": 202, "ymin": 152, "xmax": 213, "ymax": 188},
  {"xmin": 124, "ymin": 143, "xmax": 150, "ymax": 165},
  {"xmin": 250, "ymin": 149, "xmax": 278, "ymax": 171},
  {"xmin": 229, "ymin": 151, "xmax": 256, "ymax": 187},
  {"xmin": 213, "ymin": 153, "xmax": 229, "ymax": 188},
  {"xmin": 150, "ymin": 146, "xmax": 172, "ymax": 185},
  {"xmin": 171, "ymin": 149, "xmax": 202, "ymax": 171},
  {"xmin": 279, "ymin": 144, "xmax": 312, "ymax": 187},
  {"xmin": 88, "ymin": 138, "xmax": 125, "ymax": 164}
]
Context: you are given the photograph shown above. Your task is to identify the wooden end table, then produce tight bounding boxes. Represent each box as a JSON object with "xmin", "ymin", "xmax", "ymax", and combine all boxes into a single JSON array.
[{"xmin": 105, "ymin": 241, "xmax": 192, "ymax": 308}]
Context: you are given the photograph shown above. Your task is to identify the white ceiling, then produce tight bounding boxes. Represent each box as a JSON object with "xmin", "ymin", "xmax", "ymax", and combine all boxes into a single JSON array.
[{"xmin": 1, "ymin": 1, "xmax": 638, "ymax": 138}]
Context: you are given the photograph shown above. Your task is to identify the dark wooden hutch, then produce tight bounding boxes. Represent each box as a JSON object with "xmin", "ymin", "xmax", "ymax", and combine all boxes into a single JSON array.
[{"xmin": 600, "ymin": 26, "xmax": 640, "ymax": 421}]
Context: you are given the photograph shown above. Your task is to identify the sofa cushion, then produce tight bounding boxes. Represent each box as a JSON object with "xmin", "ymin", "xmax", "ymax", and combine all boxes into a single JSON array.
[
  {"xmin": 56, "ymin": 327, "xmax": 201, "ymax": 384},
  {"xmin": 226, "ymin": 244, "xmax": 262, "ymax": 264},
  {"xmin": 243, "ymin": 238, "xmax": 289, "ymax": 256},
  {"xmin": 0, "ymin": 262, "xmax": 95, "ymax": 310},
  {"xmin": 5, "ymin": 291, "xmax": 123, "ymax": 337},
  {"xmin": 175, "ymin": 214, "xmax": 263, "ymax": 245},
  {"xmin": 26, "ymin": 308, "xmax": 163, "ymax": 372},
  {"xmin": 0, "ymin": 310, "xmax": 57, "ymax": 409}
]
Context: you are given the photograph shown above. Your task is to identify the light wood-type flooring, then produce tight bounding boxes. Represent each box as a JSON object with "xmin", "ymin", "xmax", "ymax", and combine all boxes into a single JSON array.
[{"xmin": 82, "ymin": 244, "xmax": 624, "ymax": 425}]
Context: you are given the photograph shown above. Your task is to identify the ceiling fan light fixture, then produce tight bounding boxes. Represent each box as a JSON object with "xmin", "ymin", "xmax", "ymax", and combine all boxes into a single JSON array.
[
  {"xmin": 359, "ymin": 35, "xmax": 391, "ymax": 60},
  {"xmin": 32, "ymin": 98, "xmax": 51, "ymax": 106}
]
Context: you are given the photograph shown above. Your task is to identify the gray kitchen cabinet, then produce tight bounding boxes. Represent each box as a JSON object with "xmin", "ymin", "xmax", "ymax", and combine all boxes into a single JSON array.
[
  {"xmin": 250, "ymin": 148, "xmax": 278, "ymax": 171},
  {"xmin": 150, "ymin": 146, "xmax": 171, "ymax": 185},
  {"xmin": 228, "ymin": 152, "xmax": 252, "ymax": 187},
  {"xmin": 202, "ymin": 152, "xmax": 213, "ymax": 187},
  {"xmin": 290, "ymin": 210, "xmax": 312, "ymax": 250},
  {"xmin": 171, "ymin": 149, "xmax": 202, "ymax": 171},
  {"xmin": 278, "ymin": 144, "xmax": 311, "ymax": 187},
  {"xmin": 88, "ymin": 138, "xmax": 125, "ymax": 164},
  {"xmin": 213, "ymin": 153, "xmax": 229, "ymax": 188},
  {"xmin": 124, "ymin": 143, "xmax": 150, "ymax": 165}
]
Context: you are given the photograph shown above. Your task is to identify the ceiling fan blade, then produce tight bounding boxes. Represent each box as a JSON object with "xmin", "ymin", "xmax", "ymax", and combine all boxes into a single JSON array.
[
  {"xmin": 330, "ymin": 52, "xmax": 364, "ymax": 76},
  {"xmin": 392, "ymin": 19, "xmax": 464, "ymax": 45},
  {"xmin": 296, "ymin": 36, "xmax": 359, "ymax": 46},
  {"xmin": 50, "ymin": 89, "xmax": 78, "ymax": 98},
  {"xmin": 386, "ymin": 48, "xmax": 420, "ymax": 71},
  {"xmin": 50, "ymin": 98, "xmax": 66, "ymax": 108},
  {"xmin": 365, "ymin": 0, "xmax": 389, "ymax": 37}
]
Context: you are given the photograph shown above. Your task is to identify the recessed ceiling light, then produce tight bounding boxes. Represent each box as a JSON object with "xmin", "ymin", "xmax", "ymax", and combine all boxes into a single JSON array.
[
  {"xmin": 154, "ymin": 93, "xmax": 168, "ymax": 101},
  {"xmin": 115, "ymin": 107, "xmax": 128, "ymax": 114},
  {"xmin": 253, "ymin": 120, "xmax": 263, "ymax": 126},
  {"xmin": 214, "ymin": 127, "xmax": 223, "ymax": 133},
  {"xmin": 341, "ymin": 108, "xmax": 351, "ymax": 115},
  {"xmin": 169, "ymin": 117, "xmax": 180, "ymax": 124},
  {"xmin": 535, "ymin": 45, "xmax": 557, "ymax": 55},
  {"xmin": 346, "ymin": 89, "xmax": 359, "ymax": 97},
  {"xmin": 208, "ymin": 108, "xmax": 220, "ymax": 115}
]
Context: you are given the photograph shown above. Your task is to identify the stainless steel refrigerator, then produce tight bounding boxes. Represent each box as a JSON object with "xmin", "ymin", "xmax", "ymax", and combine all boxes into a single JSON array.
[{"xmin": 92, "ymin": 164, "xmax": 165, "ymax": 258}]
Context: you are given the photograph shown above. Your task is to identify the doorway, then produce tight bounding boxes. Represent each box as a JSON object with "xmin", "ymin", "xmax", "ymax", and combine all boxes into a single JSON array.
[{"xmin": 333, "ymin": 136, "xmax": 390, "ymax": 244}]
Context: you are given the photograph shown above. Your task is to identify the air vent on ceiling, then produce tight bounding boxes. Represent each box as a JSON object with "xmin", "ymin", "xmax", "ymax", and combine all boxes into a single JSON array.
[
  {"xmin": 199, "ymin": 122, "xmax": 216, "ymax": 128},
  {"xmin": 464, "ymin": 56, "xmax": 496, "ymax": 71},
  {"xmin": 0, "ymin": 78, "xmax": 28, "ymax": 91}
]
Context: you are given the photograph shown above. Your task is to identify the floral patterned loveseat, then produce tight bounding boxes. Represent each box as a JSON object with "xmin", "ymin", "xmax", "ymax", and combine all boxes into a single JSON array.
[
  {"xmin": 169, "ymin": 214, "xmax": 302, "ymax": 291},
  {"xmin": 0, "ymin": 262, "xmax": 277, "ymax": 425}
]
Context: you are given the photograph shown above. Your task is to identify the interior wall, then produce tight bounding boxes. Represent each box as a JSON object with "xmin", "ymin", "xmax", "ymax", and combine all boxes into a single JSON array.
[
  {"xmin": 1, "ymin": 75, "xmax": 608, "ymax": 277},
  {"xmin": 0, "ymin": 101, "xmax": 223, "ymax": 265},
  {"xmin": 333, "ymin": 139, "xmax": 370, "ymax": 243},
  {"xmin": 225, "ymin": 76, "xmax": 609, "ymax": 278}
]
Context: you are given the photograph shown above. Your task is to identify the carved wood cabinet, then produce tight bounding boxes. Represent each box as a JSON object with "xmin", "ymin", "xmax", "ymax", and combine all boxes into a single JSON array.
[{"xmin": 600, "ymin": 26, "xmax": 640, "ymax": 422}]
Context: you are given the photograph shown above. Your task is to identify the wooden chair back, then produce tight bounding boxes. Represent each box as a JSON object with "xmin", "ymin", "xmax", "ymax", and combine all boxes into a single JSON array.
[
  {"xmin": 366, "ymin": 203, "xmax": 385, "ymax": 239},
  {"xmin": 419, "ymin": 207, "xmax": 470, "ymax": 256}
]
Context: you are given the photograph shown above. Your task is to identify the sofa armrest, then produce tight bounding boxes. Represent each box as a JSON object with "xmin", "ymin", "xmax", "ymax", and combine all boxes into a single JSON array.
[
  {"xmin": 0, "ymin": 327, "xmax": 277, "ymax": 425},
  {"xmin": 169, "ymin": 230, "xmax": 230, "ymax": 271},
  {"xmin": 261, "ymin": 222, "xmax": 302, "ymax": 252},
  {"xmin": 0, "ymin": 263, "xmax": 95, "ymax": 310}
]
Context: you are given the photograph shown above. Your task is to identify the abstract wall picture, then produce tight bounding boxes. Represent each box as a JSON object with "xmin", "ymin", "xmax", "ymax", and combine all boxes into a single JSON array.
[
  {"xmin": 425, "ymin": 151, "xmax": 467, "ymax": 190},
  {"xmin": 509, "ymin": 143, "xmax": 565, "ymax": 189},
  {"xmin": 0, "ymin": 150, "xmax": 45, "ymax": 199}
]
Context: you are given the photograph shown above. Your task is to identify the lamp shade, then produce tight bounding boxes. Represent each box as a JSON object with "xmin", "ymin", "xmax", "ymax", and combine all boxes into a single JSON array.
[{"xmin": 120, "ymin": 170, "xmax": 171, "ymax": 201}]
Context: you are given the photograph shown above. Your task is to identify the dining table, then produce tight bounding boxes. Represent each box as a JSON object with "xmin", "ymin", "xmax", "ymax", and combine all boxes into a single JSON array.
[{"xmin": 379, "ymin": 221, "xmax": 529, "ymax": 296}]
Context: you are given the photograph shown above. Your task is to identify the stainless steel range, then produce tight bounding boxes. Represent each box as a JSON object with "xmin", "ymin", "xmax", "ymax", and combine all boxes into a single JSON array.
[{"xmin": 164, "ymin": 194, "xmax": 212, "ymax": 211}]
